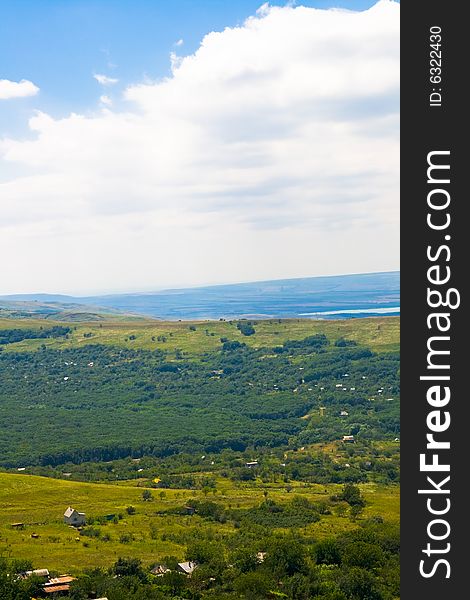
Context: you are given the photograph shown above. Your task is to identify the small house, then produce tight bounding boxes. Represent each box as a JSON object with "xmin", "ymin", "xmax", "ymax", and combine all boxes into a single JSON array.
[
  {"xmin": 340, "ymin": 410, "xmax": 349, "ymax": 417},
  {"xmin": 45, "ymin": 576, "xmax": 76, "ymax": 587},
  {"xmin": 342, "ymin": 435, "xmax": 355, "ymax": 443},
  {"xmin": 184, "ymin": 505, "xmax": 196, "ymax": 515},
  {"xmin": 43, "ymin": 575, "xmax": 76, "ymax": 594},
  {"xmin": 22, "ymin": 569, "xmax": 50, "ymax": 579},
  {"xmin": 177, "ymin": 561, "xmax": 198, "ymax": 575},
  {"xmin": 151, "ymin": 564, "xmax": 171, "ymax": 576},
  {"xmin": 245, "ymin": 461, "xmax": 259, "ymax": 468},
  {"xmin": 63, "ymin": 506, "xmax": 86, "ymax": 526}
]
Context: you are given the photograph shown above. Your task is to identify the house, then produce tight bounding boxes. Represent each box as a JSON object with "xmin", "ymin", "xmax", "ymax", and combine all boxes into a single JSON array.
[
  {"xmin": 340, "ymin": 410, "xmax": 349, "ymax": 417},
  {"xmin": 184, "ymin": 505, "xmax": 196, "ymax": 515},
  {"xmin": 256, "ymin": 552, "xmax": 267, "ymax": 563},
  {"xmin": 44, "ymin": 585, "xmax": 71, "ymax": 595},
  {"xmin": 151, "ymin": 564, "xmax": 171, "ymax": 576},
  {"xmin": 319, "ymin": 407, "xmax": 326, "ymax": 416},
  {"xmin": 63, "ymin": 506, "xmax": 86, "ymax": 526},
  {"xmin": 11, "ymin": 522, "xmax": 24, "ymax": 529},
  {"xmin": 245, "ymin": 461, "xmax": 259, "ymax": 468},
  {"xmin": 342, "ymin": 435, "xmax": 355, "ymax": 443},
  {"xmin": 22, "ymin": 569, "xmax": 50, "ymax": 579},
  {"xmin": 45, "ymin": 576, "xmax": 76, "ymax": 586},
  {"xmin": 43, "ymin": 575, "xmax": 76, "ymax": 595},
  {"xmin": 177, "ymin": 561, "xmax": 198, "ymax": 575}
]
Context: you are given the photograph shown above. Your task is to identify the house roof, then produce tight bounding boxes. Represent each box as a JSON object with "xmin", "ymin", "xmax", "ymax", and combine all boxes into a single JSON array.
[
  {"xmin": 24, "ymin": 569, "xmax": 50, "ymax": 578},
  {"xmin": 151, "ymin": 564, "xmax": 170, "ymax": 575},
  {"xmin": 178, "ymin": 561, "xmax": 197, "ymax": 574},
  {"xmin": 44, "ymin": 585, "xmax": 71, "ymax": 593},
  {"xmin": 63, "ymin": 507, "xmax": 75, "ymax": 517},
  {"xmin": 45, "ymin": 576, "xmax": 76, "ymax": 586}
]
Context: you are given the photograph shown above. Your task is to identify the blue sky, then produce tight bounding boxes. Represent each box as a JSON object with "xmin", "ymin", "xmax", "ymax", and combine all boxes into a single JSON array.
[
  {"xmin": 0, "ymin": 1, "xmax": 399, "ymax": 295},
  {"xmin": 0, "ymin": 0, "xmax": 376, "ymax": 137}
]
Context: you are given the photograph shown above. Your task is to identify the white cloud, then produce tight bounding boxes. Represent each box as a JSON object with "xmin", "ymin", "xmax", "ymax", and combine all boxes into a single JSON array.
[
  {"xmin": 0, "ymin": 0, "xmax": 399, "ymax": 294},
  {"xmin": 175, "ymin": 38, "xmax": 184, "ymax": 47},
  {"xmin": 0, "ymin": 79, "xmax": 39, "ymax": 100},
  {"xmin": 93, "ymin": 73, "xmax": 119, "ymax": 86},
  {"xmin": 99, "ymin": 95, "xmax": 113, "ymax": 106}
]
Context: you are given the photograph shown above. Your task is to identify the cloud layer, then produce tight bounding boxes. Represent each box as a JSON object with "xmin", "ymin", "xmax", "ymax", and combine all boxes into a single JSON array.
[
  {"xmin": 0, "ymin": 1, "xmax": 399, "ymax": 294},
  {"xmin": 0, "ymin": 79, "xmax": 39, "ymax": 100}
]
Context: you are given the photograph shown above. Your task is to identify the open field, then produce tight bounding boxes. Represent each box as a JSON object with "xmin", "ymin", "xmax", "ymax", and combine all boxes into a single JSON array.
[
  {"xmin": 0, "ymin": 315, "xmax": 399, "ymax": 356},
  {"xmin": 0, "ymin": 470, "xmax": 399, "ymax": 574}
]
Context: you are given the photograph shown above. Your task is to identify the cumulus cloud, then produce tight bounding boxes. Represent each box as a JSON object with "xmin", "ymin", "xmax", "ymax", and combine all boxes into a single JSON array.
[
  {"xmin": 0, "ymin": 79, "xmax": 39, "ymax": 100},
  {"xmin": 93, "ymin": 73, "xmax": 119, "ymax": 86},
  {"xmin": 0, "ymin": 1, "xmax": 399, "ymax": 294}
]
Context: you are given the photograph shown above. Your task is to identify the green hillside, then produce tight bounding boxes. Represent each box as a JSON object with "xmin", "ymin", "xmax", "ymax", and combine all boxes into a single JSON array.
[
  {"xmin": 0, "ymin": 317, "xmax": 399, "ymax": 468},
  {"xmin": 0, "ymin": 317, "xmax": 400, "ymax": 599}
]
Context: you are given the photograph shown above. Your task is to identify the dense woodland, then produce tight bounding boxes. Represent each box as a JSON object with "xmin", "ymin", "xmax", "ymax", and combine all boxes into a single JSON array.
[{"xmin": 0, "ymin": 328, "xmax": 399, "ymax": 468}]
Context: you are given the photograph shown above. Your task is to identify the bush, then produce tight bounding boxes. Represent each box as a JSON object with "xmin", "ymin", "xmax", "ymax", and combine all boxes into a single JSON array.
[{"xmin": 237, "ymin": 321, "xmax": 256, "ymax": 336}]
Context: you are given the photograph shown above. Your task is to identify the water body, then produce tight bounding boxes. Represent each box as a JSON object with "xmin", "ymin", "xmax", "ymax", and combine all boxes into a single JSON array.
[{"xmin": 299, "ymin": 306, "xmax": 400, "ymax": 318}]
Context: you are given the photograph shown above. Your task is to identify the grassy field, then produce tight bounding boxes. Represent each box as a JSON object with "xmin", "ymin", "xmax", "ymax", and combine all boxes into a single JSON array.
[
  {"xmin": 0, "ymin": 315, "xmax": 399, "ymax": 356},
  {"xmin": 0, "ymin": 470, "xmax": 399, "ymax": 574}
]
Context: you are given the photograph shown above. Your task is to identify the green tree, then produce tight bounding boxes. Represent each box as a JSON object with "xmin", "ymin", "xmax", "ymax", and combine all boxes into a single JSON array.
[
  {"xmin": 264, "ymin": 537, "xmax": 306, "ymax": 578},
  {"xmin": 314, "ymin": 539, "xmax": 342, "ymax": 565},
  {"xmin": 339, "ymin": 484, "xmax": 366, "ymax": 507},
  {"xmin": 233, "ymin": 571, "xmax": 273, "ymax": 599},
  {"xmin": 142, "ymin": 489, "xmax": 153, "ymax": 502}
]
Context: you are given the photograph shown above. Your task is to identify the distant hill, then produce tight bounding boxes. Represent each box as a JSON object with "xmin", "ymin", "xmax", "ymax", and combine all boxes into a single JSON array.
[
  {"xmin": 0, "ymin": 271, "xmax": 399, "ymax": 320},
  {"xmin": 0, "ymin": 299, "xmax": 131, "ymax": 322}
]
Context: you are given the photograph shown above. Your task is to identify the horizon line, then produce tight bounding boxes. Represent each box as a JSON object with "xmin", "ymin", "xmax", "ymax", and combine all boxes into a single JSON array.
[{"xmin": 0, "ymin": 269, "xmax": 400, "ymax": 299}]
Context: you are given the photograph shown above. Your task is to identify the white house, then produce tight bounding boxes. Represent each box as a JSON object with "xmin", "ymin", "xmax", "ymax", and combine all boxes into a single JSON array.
[
  {"xmin": 63, "ymin": 506, "xmax": 86, "ymax": 526},
  {"xmin": 177, "ymin": 562, "xmax": 198, "ymax": 575}
]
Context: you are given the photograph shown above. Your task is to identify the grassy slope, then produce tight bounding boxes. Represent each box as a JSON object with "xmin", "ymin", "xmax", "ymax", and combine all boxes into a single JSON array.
[
  {"xmin": 0, "ymin": 470, "xmax": 398, "ymax": 574},
  {"xmin": 0, "ymin": 316, "xmax": 399, "ymax": 356}
]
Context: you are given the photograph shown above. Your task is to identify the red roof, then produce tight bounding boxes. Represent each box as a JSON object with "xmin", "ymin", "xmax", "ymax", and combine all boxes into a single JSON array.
[
  {"xmin": 44, "ymin": 585, "xmax": 71, "ymax": 593},
  {"xmin": 45, "ymin": 576, "xmax": 75, "ymax": 585}
]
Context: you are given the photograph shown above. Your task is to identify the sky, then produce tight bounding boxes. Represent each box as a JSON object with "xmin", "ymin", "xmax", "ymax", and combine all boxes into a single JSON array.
[{"xmin": 0, "ymin": 0, "xmax": 399, "ymax": 295}]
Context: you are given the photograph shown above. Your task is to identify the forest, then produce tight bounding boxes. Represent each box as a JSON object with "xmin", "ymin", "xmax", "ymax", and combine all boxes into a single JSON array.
[{"xmin": 0, "ymin": 322, "xmax": 399, "ymax": 468}]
